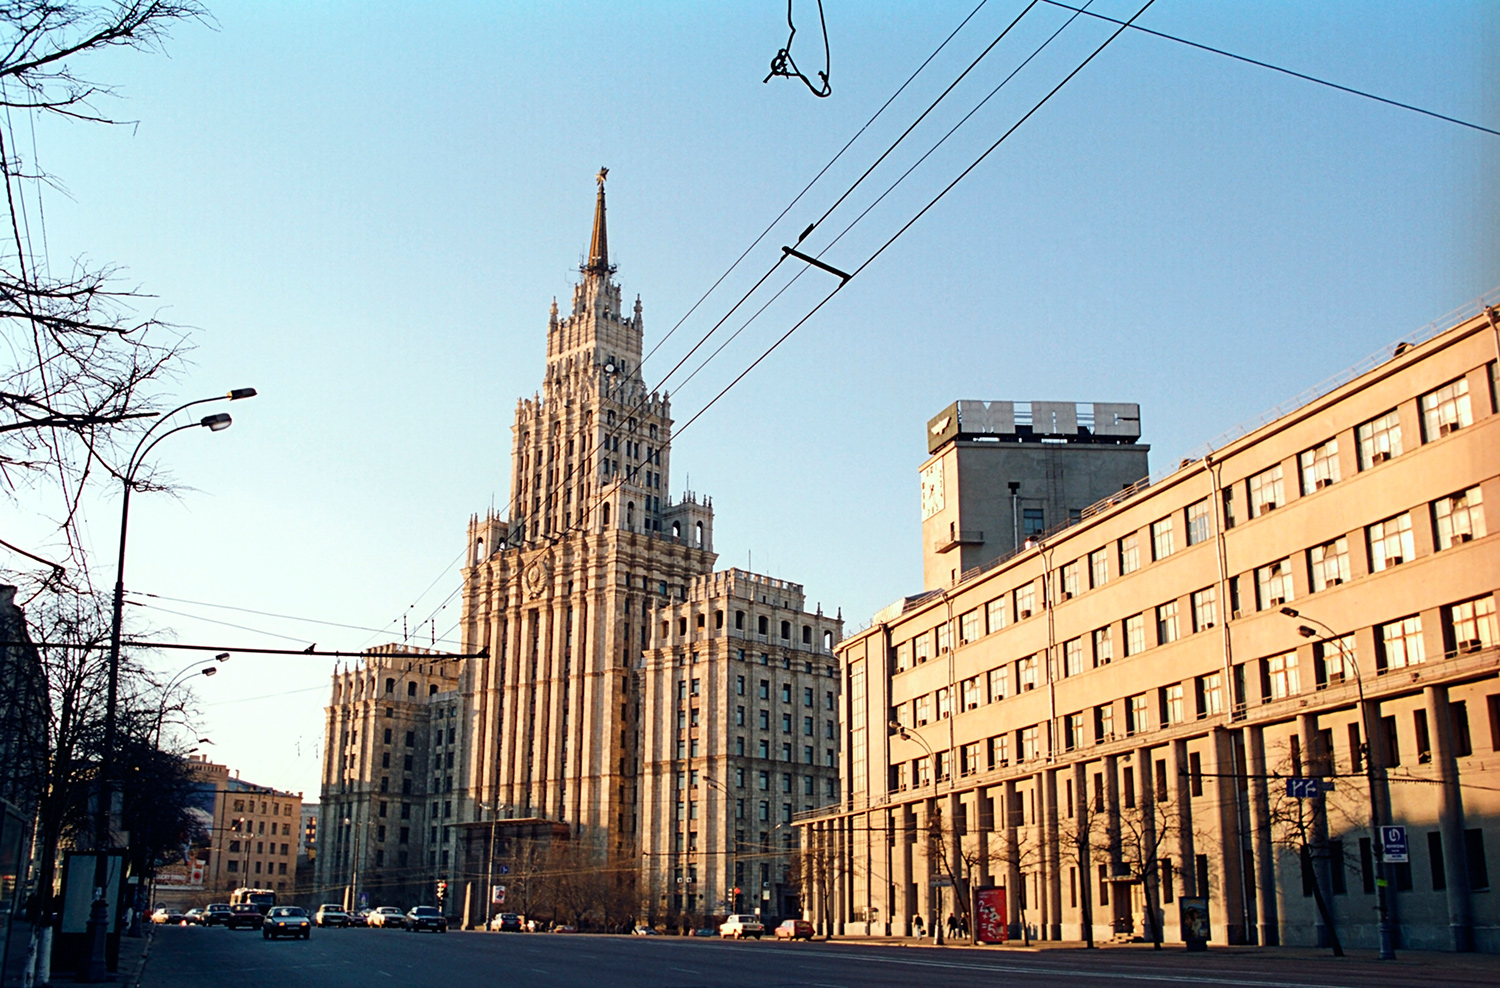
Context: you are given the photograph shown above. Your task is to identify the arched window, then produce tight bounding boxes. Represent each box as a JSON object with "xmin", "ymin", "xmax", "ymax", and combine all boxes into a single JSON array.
[
  {"xmin": 671, "ymin": 521, "xmax": 681, "ymax": 539},
  {"xmin": 736, "ymin": 611, "xmax": 745, "ymax": 630},
  {"xmin": 429, "ymin": 684, "xmax": 438, "ymax": 696},
  {"xmin": 474, "ymin": 538, "xmax": 484, "ymax": 564},
  {"xmin": 406, "ymin": 681, "xmax": 417, "ymax": 697},
  {"xmin": 385, "ymin": 678, "xmax": 395, "ymax": 694},
  {"xmin": 802, "ymin": 625, "xmax": 812, "ymax": 644},
  {"xmin": 627, "ymin": 502, "xmax": 635, "ymax": 529},
  {"xmin": 695, "ymin": 521, "xmax": 704, "ymax": 547},
  {"xmin": 824, "ymin": 630, "xmax": 835, "ymax": 650},
  {"xmin": 758, "ymin": 615, "xmax": 768, "ymax": 635},
  {"xmin": 602, "ymin": 503, "xmax": 611, "ymax": 528},
  {"xmin": 780, "ymin": 621, "xmax": 791, "ymax": 640}
]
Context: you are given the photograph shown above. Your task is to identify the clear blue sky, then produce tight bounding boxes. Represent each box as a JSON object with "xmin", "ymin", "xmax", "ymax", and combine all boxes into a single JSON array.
[{"xmin": 12, "ymin": 1, "xmax": 1496, "ymax": 799}]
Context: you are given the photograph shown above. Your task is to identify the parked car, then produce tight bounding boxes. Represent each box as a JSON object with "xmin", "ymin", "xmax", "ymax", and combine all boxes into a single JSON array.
[
  {"xmin": 489, "ymin": 912, "xmax": 523, "ymax": 932},
  {"xmin": 149, "ymin": 907, "xmax": 185, "ymax": 925},
  {"xmin": 262, "ymin": 906, "xmax": 311, "ymax": 940},
  {"xmin": 314, "ymin": 904, "xmax": 350, "ymax": 928},
  {"xmin": 203, "ymin": 904, "xmax": 233, "ymax": 927},
  {"xmin": 551, "ymin": 925, "xmax": 577, "ymax": 934},
  {"xmin": 690, "ymin": 927, "xmax": 716, "ymax": 937},
  {"xmin": 775, "ymin": 919, "xmax": 814, "ymax": 941},
  {"xmin": 226, "ymin": 906, "xmax": 265, "ymax": 931},
  {"xmin": 631, "ymin": 926, "xmax": 660, "ymax": 936},
  {"xmin": 183, "ymin": 908, "xmax": 206, "ymax": 925},
  {"xmin": 367, "ymin": 906, "xmax": 405, "ymax": 928},
  {"xmin": 719, "ymin": 915, "xmax": 764, "ymax": 939},
  {"xmin": 350, "ymin": 909, "xmax": 372, "ymax": 927},
  {"xmin": 404, "ymin": 906, "xmax": 448, "ymax": 933}
]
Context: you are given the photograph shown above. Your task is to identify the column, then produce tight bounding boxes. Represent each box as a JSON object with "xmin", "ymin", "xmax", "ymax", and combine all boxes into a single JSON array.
[
  {"xmin": 1246, "ymin": 725, "xmax": 1279, "ymax": 946},
  {"xmin": 1042, "ymin": 768, "xmax": 1062, "ymax": 941},
  {"xmin": 1426, "ymin": 684, "xmax": 1473, "ymax": 951},
  {"xmin": 1172, "ymin": 739, "xmax": 1197, "ymax": 899},
  {"xmin": 1071, "ymin": 762, "xmax": 1094, "ymax": 944},
  {"xmin": 1297, "ymin": 711, "xmax": 1333, "ymax": 948},
  {"xmin": 1136, "ymin": 745, "xmax": 1160, "ymax": 945},
  {"xmin": 1209, "ymin": 727, "xmax": 1248, "ymax": 944},
  {"xmin": 895, "ymin": 805, "xmax": 913, "ymax": 935},
  {"xmin": 1004, "ymin": 780, "xmax": 1022, "ymax": 941}
]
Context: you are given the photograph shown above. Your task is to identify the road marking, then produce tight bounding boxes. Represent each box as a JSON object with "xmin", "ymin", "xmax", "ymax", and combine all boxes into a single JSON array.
[{"xmin": 669, "ymin": 967, "xmax": 701, "ymax": 974}]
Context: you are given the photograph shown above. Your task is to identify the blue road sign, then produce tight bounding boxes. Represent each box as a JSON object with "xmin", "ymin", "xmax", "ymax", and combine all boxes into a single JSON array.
[
  {"xmin": 499, "ymin": 864, "xmax": 510, "ymax": 875},
  {"xmin": 1285, "ymin": 778, "xmax": 1335, "ymax": 798},
  {"xmin": 1381, "ymin": 825, "xmax": 1408, "ymax": 863}
]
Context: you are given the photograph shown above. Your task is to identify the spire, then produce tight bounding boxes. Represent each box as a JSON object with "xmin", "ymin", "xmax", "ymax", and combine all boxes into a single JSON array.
[{"xmin": 585, "ymin": 167, "xmax": 612, "ymax": 275}]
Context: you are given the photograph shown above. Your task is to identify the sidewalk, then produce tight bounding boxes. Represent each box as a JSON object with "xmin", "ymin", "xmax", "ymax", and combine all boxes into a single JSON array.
[{"xmin": 0, "ymin": 922, "xmax": 153, "ymax": 987}]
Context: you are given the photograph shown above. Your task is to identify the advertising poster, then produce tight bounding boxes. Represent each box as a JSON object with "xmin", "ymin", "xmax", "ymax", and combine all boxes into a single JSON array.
[{"xmin": 973, "ymin": 886, "xmax": 1007, "ymax": 944}]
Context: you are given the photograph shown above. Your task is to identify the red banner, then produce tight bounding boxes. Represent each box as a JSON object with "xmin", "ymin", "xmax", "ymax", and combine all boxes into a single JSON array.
[{"xmin": 974, "ymin": 886, "xmax": 1007, "ymax": 944}]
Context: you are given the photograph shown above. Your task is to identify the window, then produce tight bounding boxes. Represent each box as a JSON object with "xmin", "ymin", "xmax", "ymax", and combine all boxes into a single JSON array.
[
  {"xmin": 781, "ymin": 712, "xmax": 792, "ymax": 733},
  {"xmin": 759, "ymin": 679, "xmax": 770, "ymax": 699},
  {"xmin": 781, "ymin": 682, "xmax": 793, "ymax": 703},
  {"xmin": 987, "ymin": 666, "xmax": 1009, "ymax": 702},
  {"xmin": 1118, "ymin": 533, "xmax": 1140, "ymax": 575},
  {"xmin": 1092, "ymin": 626, "xmax": 1113, "ymax": 667},
  {"xmin": 961, "ymin": 742, "xmax": 981, "ymax": 776},
  {"xmin": 1308, "ymin": 537, "xmax": 1350, "ymax": 591},
  {"xmin": 1156, "ymin": 601, "xmax": 1180, "ymax": 645},
  {"xmin": 1063, "ymin": 638, "xmax": 1084, "ymax": 677},
  {"xmin": 894, "ymin": 640, "xmax": 911, "ymax": 672},
  {"xmin": 1019, "ymin": 725, "xmax": 1040, "ymax": 762},
  {"xmin": 1378, "ymin": 615, "xmax": 1426, "ymax": 671},
  {"xmin": 1190, "ymin": 587, "xmax": 1217, "ymax": 632},
  {"xmin": 1433, "ymin": 487, "xmax": 1486, "ymax": 549},
  {"xmin": 1014, "ymin": 583, "xmax": 1036, "ymax": 621},
  {"xmin": 914, "ymin": 631, "xmax": 932, "ymax": 665},
  {"xmin": 1196, "ymin": 673, "xmax": 1223, "ymax": 718},
  {"xmin": 914, "ymin": 694, "xmax": 932, "ymax": 725},
  {"xmin": 1018, "ymin": 655, "xmax": 1038, "ymax": 692},
  {"xmin": 758, "ymin": 709, "xmax": 770, "ymax": 730},
  {"xmin": 1316, "ymin": 636, "xmax": 1357, "ymax": 685},
  {"xmin": 935, "ymin": 688, "xmax": 951, "ymax": 719},
  {"xmin": 961, "ymin": 677, "xmax": 981, "ymax": 710},
  {"xmin": 989, "ymin": 735, "xmax": 1011, "ymax": 768},
  {"xmin": 1357, "ymin": 408, "xmax": 1403, "ymax": 468},
  {"xmin": 1088, "ymin": 547, "xmax": 1109, "ymax": 588},
  {"xmin": 1124, "ymin": 614, "xmax": 1146, "ymax": 656},
  {"xmin": 1445, "ymin": 596, "xmax": 1497, "ymax": 655},
  {"xmin": 1126, "ymin": 694, "xmax": 1149, "ymax": 735},
  {"xmin": 1151, "ymin": 517, "xmax": 1175, "ymax": 561},
  {"xmin": 1368, "ymin": 512, "xmax": 1414, "ymax": 571},
  {"xmin": 1249, "ymin": 464, "xmax": 1285, "ymax": 517},
  {"xmin": 1255, "ymin": 558, "xmax": 1294, "ymax": 609},
  {"xmin": 1095, "ymin": 703, "xmax": 1115, "ymax": 742},
  {"xmin": 960, "ymin": 609, "xmax": 981, "ymax": 642},
  {"xmin": 1060, "ymin": 560, "xmax": 1081, "ymax": 599},
  {"xmin": 936, "ymin": 623, "xmax": 952, "ymax": 654},
  {"xmin": 736, "ymin": 675, "xmax": 745, "ymax": 695},
  {"xmin": 1421, "ymin": 376, "xmax": 1473, "ymax": 440},
  {"xmin": 1162, "ymin": 684, "xmax": 1185, "ymax": 726},
  {"xmin": 1299, "ymin": 438, "xmax": 1341, "ymax": 494},
  {"xmin": 1186, "ymin": 498, "xmax": 1211, "ymax": 546},
  {"xmin": 986, "ymin": 597, "xmax": 1008, "ymax": 634},
  {"xmin": 1265, "ymin": 652, "xmax": 1300, "ymax": 700},
  {"xmin": 1065, "ymin": 712, "xmax": 1084, "ymax": 751}
]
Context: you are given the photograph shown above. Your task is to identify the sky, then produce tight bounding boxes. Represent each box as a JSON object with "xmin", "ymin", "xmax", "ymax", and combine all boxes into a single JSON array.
[{"xmin": 7, "ymin": 1, "xmax": 1497, "ymax": 802}]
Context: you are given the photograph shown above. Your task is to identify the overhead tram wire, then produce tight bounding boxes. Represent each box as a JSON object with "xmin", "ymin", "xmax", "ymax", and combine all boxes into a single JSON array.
[
  {"xmin": 361, "ymin": 544, "xmax": 469, "ymax": 648},
  {"xmin": 1040, "ymin": 0, "xmax": 1500, "ymax": 138},
  {"xmin": 637, "ymin": 0, "xmax": 997, "ymax": 372},
  {"xmin": 673, "ymin": 0, "xmax": 1105, "ymax": 398},
  {"xmin": 521, "ymin": 0, "xmax": 1029, "ymax": 547},
  {"xmin": 523, "ymin": 0, "xmax": 1097, "ymax": 547},
  {"xmin": 127, "ymin": 599, "xmax": 465, "ymax": 650},
  {"xmin": 126, "ymin": 590, "xmax": 439, "ymax": 640},
  {"xmin": 672, "ymin": 0, "xmax": 1159, "ymax": 442}
]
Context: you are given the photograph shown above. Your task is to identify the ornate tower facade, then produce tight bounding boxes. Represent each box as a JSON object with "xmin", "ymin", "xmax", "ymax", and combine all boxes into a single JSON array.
[{"xmin": 456, "ymin": 172, "xmax": 717, "ymax": 864}]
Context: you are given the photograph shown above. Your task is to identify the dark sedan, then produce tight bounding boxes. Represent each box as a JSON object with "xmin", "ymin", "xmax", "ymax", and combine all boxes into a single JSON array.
[
  {"xmin": 404, "ymin": 906, "xmax": 448, "ymax": 933},
  {"xmin": 225, "ymin": 906, "xmax": 265, "ymax": 930}
]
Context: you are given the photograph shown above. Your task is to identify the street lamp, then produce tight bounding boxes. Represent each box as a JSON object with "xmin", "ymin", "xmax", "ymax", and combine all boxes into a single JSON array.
[
  {"xmin": 153, "ymin": 656, "xmax": 229, "ymax": 746},
  {"xmin": 1280, "ymin": 606, "xmax": 1396, "ymax": 960},
  {"xmin": 87, "ymin": 388, "xmax": 254, "ymax": 982},
  {"xmin": 889, "ymin": 722, "xmax": 947, "ymax": 945},
  {"xmin": 700, "ymin": 776, "xmax": 737, "ymax": 913},
  {"xmin": 478, "ymin": 802, "xmax": 505, "ymax": 930}
]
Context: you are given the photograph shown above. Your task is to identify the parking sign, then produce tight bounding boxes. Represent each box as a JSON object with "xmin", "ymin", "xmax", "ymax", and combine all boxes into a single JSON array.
[{"xmin": 1381, "ymin": 826, "xmax": 1408, "ymax": 863}]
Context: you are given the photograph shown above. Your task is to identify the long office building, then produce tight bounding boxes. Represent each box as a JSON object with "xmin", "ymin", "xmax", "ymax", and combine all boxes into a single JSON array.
[{"xmin": 802, "ymin": 299, "xmax": 1500, "ymax": 952}]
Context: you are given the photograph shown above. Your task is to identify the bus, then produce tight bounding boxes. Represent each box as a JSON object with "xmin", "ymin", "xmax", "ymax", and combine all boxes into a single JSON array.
[{"xmin": 230, "ymin": 888, "xmax": 276, "ymax": 915}]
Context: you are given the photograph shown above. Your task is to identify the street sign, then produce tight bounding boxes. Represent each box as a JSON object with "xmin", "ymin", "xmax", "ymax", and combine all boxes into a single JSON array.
[
  {"xmin": 358, "ymin": 892, "xmax": 369, "ymax": 909},
  {"xmin": 499, "ymin": 864, "xmax": 511, "ymax": 875},
  {"xmin": 1381, "ymin": 826, "xmax": 1409, "ymax": 863},
  {"xmin": 1285, "ymin": 778, "xmax": 1335, "ymax": 798},
  {"xmin": 929, "ymin": 875, "xmax": 954, "ymax": 887}
]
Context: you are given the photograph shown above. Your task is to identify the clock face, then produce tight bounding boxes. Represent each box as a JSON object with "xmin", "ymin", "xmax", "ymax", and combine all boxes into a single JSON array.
[{"xmin": 920, "ymin": 462, "xmax": 945, "ymax": 520}]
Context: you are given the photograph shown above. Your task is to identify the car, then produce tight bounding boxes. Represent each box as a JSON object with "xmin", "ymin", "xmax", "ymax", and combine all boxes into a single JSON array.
[
  {"xmin": 775, "ymin": 919, "xmax": 814, "ymax": 941},
  {"xmin": 203, "ymin": 904, "xmax": 233, "ymax": 927},
  {"xmin": 719, "ymin": 915, "xmax": 764, "ymax": 939},
  {"xmin": 490, "ymin": 912, "xmax": 523, "ymax": 932},
  {"xmin": 404, "ymin": 906, "xmax": 448, "ymax": 933},
  {"xmin": 631, "ymin": 926, "xmax": 660, "ymax": 936},
  {"xmin": 184, "ymin": 908, "xmax": 207, "ymax": 925},
  {"xmin": 150, "ymin": 907, "xmax": 185, "ymax": 925},
  {"xmin": 551, "ymin": 925, "xmax": 577, "ymax": 934},
  {"xmin": 262, "ymin": 906, "xmax": 311, "ymax": 940},
  {"xmin": 225, "ymin": 906, "xmax": 265, "ymax": 931},
  {"xmin": 691, "ymin": 927, "xmax": 716, "ymax": 937},
  {"xmin": 350, "ymin": 909, "xmax": 372, "ymax": 927},
  {"xmin": 367, "ymin": 906, "xmax": 405, "ymax": 928},
  {"xmin": 314, "ymin": 904, "xmax": 350, "ymax": 928}
]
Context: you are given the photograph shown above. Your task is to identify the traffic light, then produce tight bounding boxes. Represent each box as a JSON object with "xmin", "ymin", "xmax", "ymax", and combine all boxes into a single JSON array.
[{"xmin": 436, "ymin": 880, "xmax": 447, "ymax": 904}]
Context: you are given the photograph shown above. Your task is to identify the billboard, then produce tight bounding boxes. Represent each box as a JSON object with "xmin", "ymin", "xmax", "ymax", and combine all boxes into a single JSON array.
[{"xmin": 973, "ymin": 886, "xmax": 1007, "ymax": 944}]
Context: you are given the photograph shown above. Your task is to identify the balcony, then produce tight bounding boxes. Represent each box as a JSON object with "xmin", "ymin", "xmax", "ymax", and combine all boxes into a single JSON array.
[{"xmin": 933, "ymin": 530, "xmax": 984, "ymax": 554}]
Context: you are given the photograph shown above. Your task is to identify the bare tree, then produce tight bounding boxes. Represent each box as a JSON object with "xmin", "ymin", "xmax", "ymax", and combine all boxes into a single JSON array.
[
  {"xmin": 1111, "ymin": 795, "xmax": 1183, "ymax": 950},
  {"xmin": 1054, "ymin": 783, "xmax": 1110, "ymax": 948},
  {"xmin": 0, "ymin": 1, "xmax": 206, "ymax": 574}
]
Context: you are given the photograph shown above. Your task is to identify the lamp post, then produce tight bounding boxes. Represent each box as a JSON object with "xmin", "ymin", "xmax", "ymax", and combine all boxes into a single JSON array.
[
  {"xmin": 152, "ymin": 654, "xmax": 230, "ymax": 746},
  {"xmin": 890, "ymin": 721, "xmax": 946, "ymax": 944},
  {"xmin": 478, "ymin": 802, "xmax": 505, "ymax": 930},
  {"xmin": 1280, "ymin": 606, "xmax": 1396, "ymax": 960},
  {"xmin": 700, "ymin": 776, "xmax": 736, "ymax": 914},
  {"xmin": 86, "ymin": 388, "xmax": 254, "ymax": 982}
]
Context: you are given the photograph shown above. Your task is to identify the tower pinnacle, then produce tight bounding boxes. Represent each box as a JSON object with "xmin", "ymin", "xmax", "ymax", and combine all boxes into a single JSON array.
[{"xmin": 585, "ymin": 167, "xmax": 612, "ymax": 275}]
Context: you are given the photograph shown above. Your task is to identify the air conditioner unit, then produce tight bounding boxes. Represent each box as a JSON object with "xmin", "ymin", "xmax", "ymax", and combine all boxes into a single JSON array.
[
  {"xmin": 1389, "ymin": 556, "xmax": 1403, "ymax": 566},
  {"xmin": 1373, "ymin": 451, "xmax": 1390, "ymax": 464},
  {"xmin": 1232, "ymin": 609, "xmax": 1244, "ymax": 619},
  {"xmin": 1440, "ymin": 421, "xmax": 1460, "ymax": 436},
  {"xmin": 1458, "ymin": 532, "xmax": 1473, "ymax": 543},
  {"xmin": 1459, "ymin": 639, "xmax": 1483, "ymax": 653},
  {"xmin": 1316, "ymin": 478, "xmax": 1332, "ymax": 490},
  {"xmin": 1263, "ymin": 502, "xmax": 1277, "ymax": 512},
  {"xmin": 1332, "ymin": 577, "xmax": 1343, "ymax": 586},
  {"xmin": 1270, "ymin": 597, "xmax": 1285, "ymax": 607},
  {"xmin": 1020, "ymin": 610, "xmax": 1032, "ymax": 620},
  {"xmin": 1062, "ymin": 591, "xmax": 1073, "ymax": 601}
]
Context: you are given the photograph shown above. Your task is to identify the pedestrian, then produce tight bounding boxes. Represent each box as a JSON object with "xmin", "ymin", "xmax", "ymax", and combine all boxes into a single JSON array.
[
  {"xmin": 912, "ymin": 914, "xmax": 924, "ymax": 937},
  {"xmin": 946, "ymin": 913, "xmax": 958, "ymax": 938}
]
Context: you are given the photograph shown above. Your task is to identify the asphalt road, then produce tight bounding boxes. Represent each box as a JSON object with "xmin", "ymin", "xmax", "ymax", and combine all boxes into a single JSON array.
[{"xmin": 139, "ymin": 925, "xmax": 1500, "ymax": 988}]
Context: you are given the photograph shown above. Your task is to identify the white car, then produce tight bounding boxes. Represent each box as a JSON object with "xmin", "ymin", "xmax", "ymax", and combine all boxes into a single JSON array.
[
  {"xmin": 718, "ymin": 914, "xmax": 764, "ymax": 939},
  {"xmin": 368, "ymin": 906, "xmax": 405, "ymax": 928}
]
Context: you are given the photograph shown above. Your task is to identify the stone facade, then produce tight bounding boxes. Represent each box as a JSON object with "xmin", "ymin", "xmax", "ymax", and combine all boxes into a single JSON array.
[
  {"xmin": 803, "ymin": 301, "xmax": 1500, "ymax": 952},
  {"xmin": 639, "ymin": 568, "xmax": 842, "ymax": 922}
]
